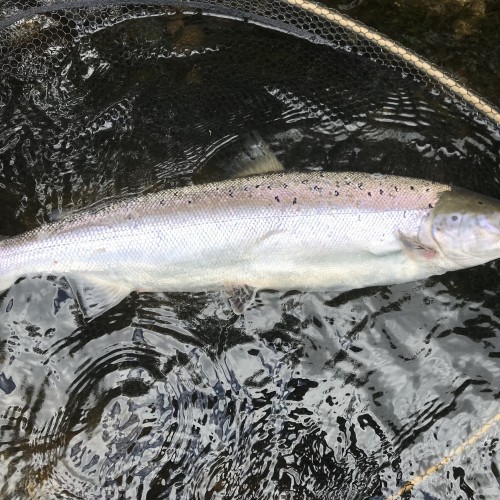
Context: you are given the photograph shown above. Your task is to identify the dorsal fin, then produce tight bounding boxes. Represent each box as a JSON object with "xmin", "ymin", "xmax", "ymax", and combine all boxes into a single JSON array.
[{"xmin": 230, "ymin": 131, "xmax": 284, "ymax": 178}]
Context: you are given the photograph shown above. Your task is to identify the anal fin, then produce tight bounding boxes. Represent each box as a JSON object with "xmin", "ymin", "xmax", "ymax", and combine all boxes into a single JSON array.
[{"xmin": 224, "ymin": 284, "xmax": 256, "ymax": 315}]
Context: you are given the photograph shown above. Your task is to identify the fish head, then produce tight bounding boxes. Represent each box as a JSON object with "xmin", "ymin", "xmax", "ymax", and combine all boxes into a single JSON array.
[{"xmin": 430, "ymin": 188, "xmax": 500, "ymax": 267}]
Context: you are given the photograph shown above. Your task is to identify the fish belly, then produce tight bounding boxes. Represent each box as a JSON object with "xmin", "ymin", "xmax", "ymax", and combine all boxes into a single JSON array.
[{"xmin": 75, "ymin": 209, "xmax": 430, "ymax": 292}]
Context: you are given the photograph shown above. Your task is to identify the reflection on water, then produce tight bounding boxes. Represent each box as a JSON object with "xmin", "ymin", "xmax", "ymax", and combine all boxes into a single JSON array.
[
  {"xmin": 1, "ymin": 278, "xmax": 499, "ymax": 498},
  {"xmin": 0, "ymin": 5, "xmax": 499, "ymax": 499}
]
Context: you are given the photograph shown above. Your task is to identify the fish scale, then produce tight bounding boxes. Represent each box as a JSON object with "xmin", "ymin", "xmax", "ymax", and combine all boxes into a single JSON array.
[{"xmin": 1, "ymin": 171, "xmax": 499, "ymax": 318}]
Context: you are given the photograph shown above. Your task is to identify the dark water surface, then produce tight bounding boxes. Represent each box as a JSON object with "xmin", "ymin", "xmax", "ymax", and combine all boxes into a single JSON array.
[
  {"xmin": 322, "ymin": 0, "xmax": 500, "ymax": 105},
  {"xmin": 0, "ymin": 2, "xmax": 499, "ymax": 499}
]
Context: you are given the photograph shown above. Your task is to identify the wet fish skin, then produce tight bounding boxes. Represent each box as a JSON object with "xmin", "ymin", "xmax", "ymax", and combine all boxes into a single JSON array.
[{"xmin": 0, "ymin": 171, "xmax": 499, "ymax": 316}]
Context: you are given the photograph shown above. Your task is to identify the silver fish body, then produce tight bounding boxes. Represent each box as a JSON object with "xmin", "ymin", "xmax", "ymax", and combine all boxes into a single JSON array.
[{"xmin": 1, "ymin": 172, "xmax": 499, "ymax": 315}]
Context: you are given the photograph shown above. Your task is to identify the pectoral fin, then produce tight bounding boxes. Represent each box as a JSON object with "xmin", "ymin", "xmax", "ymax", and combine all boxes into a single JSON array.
[
  {"xmin": 398, "ymin": 232, "xmax": 437, "ymax": 260},
  {"xmin": 67, "ymin": 274, "xmax": 133, "ymax": 320}
]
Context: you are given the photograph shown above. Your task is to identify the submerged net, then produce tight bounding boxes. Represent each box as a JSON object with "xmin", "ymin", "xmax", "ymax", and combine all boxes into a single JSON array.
[{"xmin": 0, "ymin": 0, "xmax": 499, "ymax": 235}]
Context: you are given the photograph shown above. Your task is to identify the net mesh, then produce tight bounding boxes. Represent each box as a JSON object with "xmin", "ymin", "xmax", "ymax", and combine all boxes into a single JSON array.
[
  {"xmin": 0, "ymin": 0, "xmax": 499, "ymax": 232},
  {"xmin": 0, "ymin": 0, "xmax": 498, "ymax": 122}
]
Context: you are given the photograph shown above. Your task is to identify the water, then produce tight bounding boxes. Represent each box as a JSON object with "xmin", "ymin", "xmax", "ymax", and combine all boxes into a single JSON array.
[
  {"xmin": 0, "ymin": 4, "xmax": 499, "ymax": 499},
  {"xmin": 323, "ymin": 0, "xmax": 500, "ymax": 105}
]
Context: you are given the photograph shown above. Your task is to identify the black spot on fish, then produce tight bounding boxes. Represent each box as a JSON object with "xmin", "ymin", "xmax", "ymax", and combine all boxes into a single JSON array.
[
  {"xmin": 275, "ymin": 196, "xmax": 280, "ymax": 203},
  {"xmin": 394, "ymin": 186, "xmax": 398, "ymax": 191},
  {"xmin": 380, "ymin": 189, "xmax": 384, "ymax": 195},
  {"xmin": 358, "ymin": 183, "xmax": 363, "ymax": 189},
  {"xmin": 283, "ymin": 183, "xmax": 288, "ymax": 188},
  {"xmin": 429, "ymin": 203, "xmax": 434, "ymax": 208},
  {"xmin": 477, "ymin": 200, "xmax": 484, "ymax": 205},
  {"xmin": 368, "ymin": 192, "xmax": 372, "ymax": 196},
  {"xmin": 410, "ymin": 186, "xmax": 415, "ymax": 190},
  {"xmin": 302, "ymin": 180, "xmax": 308, "ymax": 185},
  {"xmin": 188, "ymin": 200, "xmax": 192, "ymax": 204},
  {"xmin": 228, "ymin": 190, "xmax": 234, "ymax": 198},
  {"xmin": 292, "ymin": 197, "xmax": 297, "ymax": 205},
  {"xmin": 255, "ymin": 184, "xmax": 260, "ymax": 189},
  {"xmin": 335, "ymin": 190, "xmax": 339, "ymax": 196},
  {"xmin": 426, "ymin": 188, "xmax": 430, "ymax": 192},
  {"xmin": 160, "ymin": 199, "xmax": 165, "ymax": 206},
  {"xmin": 268, "ymin": 185, "xmax": 272, "ymax": 190}
]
